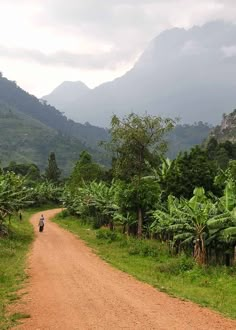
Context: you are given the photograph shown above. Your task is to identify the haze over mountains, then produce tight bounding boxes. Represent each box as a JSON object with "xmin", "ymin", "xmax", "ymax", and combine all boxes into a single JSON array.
[
  {"xmin": 2, "ymin": 20, "xmax": 236, "ymax": 173},
  {"xmin": 0, "ymin": 74, "xmax": 109, "ymax": 174},
  {"xmin": 0, "ymin": 73, "xmax": 212, "ymax": 174},
  {"xmin": 43, "ymin": 21, "xmax": 236, "ymax": 127},
  {"xmin": 43, "ymin": 81, "xmax": 90, "ymax": 118}
]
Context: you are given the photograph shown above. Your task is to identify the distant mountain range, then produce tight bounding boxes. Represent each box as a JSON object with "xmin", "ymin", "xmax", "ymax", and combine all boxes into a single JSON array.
[
  {"xmin": 2, "ymin": 36, "xmax": 228, "ymax": 174},
  {"xmin": 43, "ymin": 21, "xmax": 236, "ymax": 127},
  {"xmin": 0, "ymin": 73, "xmax": 214, "ymax": 173}
]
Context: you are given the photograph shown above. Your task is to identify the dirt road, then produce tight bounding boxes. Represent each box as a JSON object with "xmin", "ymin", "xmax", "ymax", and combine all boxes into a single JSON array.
[{"xmin": 14, "ymin": 209, "xmax": 236, "ymax": 329}]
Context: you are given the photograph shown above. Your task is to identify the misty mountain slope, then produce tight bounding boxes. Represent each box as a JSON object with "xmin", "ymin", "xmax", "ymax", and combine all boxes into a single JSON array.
[
  {"xmin": 43, "ymin": 81, "xmax": 90, "ymax": 118},
  {"xmin": 0, "ymin": 75, "xmax": 109, "ymax": 147},
  {"xmin": 0, "ymin": 103, "xmax": 93, "ymax": 175},
  {"xmin": 167, "ymin": 122, "xmax": 212, "ymax": 158},
  {"xmin": 46, "ymin": 21, "xmax": 236, "ymax": 127}
]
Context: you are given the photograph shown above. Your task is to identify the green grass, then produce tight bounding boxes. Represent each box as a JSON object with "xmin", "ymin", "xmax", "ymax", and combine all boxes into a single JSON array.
[
  {"xmin": 53, "ymin": 213, "xmax": 236, "ymax": 320},
  {"xmin": 0, "ymin": 205, "xmax": 58, "ymax": 329}
]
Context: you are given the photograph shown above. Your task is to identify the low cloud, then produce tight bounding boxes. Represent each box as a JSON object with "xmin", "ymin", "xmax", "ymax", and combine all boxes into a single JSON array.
[
  {"xmin": 181, "ymin": 40, "xmax": 206, "ymax": 56},
  {"xmin": 0, "ymin": 45, "xmax": 138, "ymax": 69},
  {"xmin": 1, "ymin": 0, "xmax": 236, "ymax": 96},
  {"xmin": 31, "ymin": 0, "xmax": 236, "ymax": 64},
  {"xmin": 222, "ymin": 45, "xmax": 236, "ymax": 57},
  {"xmin": 1, "ymin": 0, "xmax": 236, "ymax": 70}
]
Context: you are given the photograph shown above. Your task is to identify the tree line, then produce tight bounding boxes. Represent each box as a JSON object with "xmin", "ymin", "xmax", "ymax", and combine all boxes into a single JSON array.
[
  {"xmin": 2, "ymin": 113, "xmax": 236, "ymax": 266},
  {"xmin": 63, "ymin": 113, "xmax": 236, "ymax": 266}
]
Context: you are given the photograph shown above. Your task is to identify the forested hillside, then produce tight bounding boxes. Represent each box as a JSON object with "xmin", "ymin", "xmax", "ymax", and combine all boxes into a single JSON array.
[
  {"xmin": 167, "ymin": 121, "xmax": 212, "ymax": 158},
  {"xmin": 0, "ymin": 73, "xmax": 214, "ymax": 170},
  {"xmin": 0, "ymin": 103, "xmax": 98, "ymax": 175},
  {"xmin": 0, "ymin": 74, "xmax": 109, "ymax": 148}
]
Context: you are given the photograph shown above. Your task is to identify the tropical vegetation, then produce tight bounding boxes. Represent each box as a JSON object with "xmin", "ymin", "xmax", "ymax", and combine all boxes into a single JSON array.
[
  {"xmin": 2, "ymin": 111, "xmax": 236, "ymax": 326},
  {"xmin": 61, "ymin": 113, "xmax": 236, "ymax": 267}
]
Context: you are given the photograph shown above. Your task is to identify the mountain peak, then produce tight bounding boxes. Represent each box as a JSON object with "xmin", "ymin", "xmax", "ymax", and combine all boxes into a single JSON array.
[
  {"xmin": 43, "ymin": 81, "xmax": 90, "ymax": 111},
  {"xmin": 43, "ymin": 21, "xmax": 236, "ymax": 126}
]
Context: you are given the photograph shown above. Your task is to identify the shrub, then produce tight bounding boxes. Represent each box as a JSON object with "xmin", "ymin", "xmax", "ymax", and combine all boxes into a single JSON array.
[
  {"xmin": 96, "ymin": 229, "xmax": 119, "ymax": 242},
  {"xmin": 58, "ymin": 209, "xmax": 69, "ymax": 218},
  {"xmin": 92, "ymin": 218, "xmax": 103, "ymax": 229},
  {"xmin": 128, "ymin": 240, "xmax": 159, "ymax": 257},
  {"xmin": 156, "ymin": 254, "xmax": 195, "ymax": 275}
]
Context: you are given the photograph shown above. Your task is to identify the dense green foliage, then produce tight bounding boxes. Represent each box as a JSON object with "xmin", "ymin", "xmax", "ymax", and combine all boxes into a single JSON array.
[
  {"xmin": 0, "ymin": 172, "xmax": 31, "ymax": 235},
  {"xmin": 69, "ymin": 151, "xmax": 104, "ymax": 189},
  {"xmin": 3, "ymin": 162, "xmax": 40, "ymax": 182},
  {"xmin": 2, "ymin": 107, "xmax": 236, "ymax": 327},
  {"xmin": 63, "ymin": 113, "xmax": 236, "ymax": 266},
  {"xmin": 163, "ymin": 146, "xmax": 218, "ymax": 199},
  {"xmin": 0, "ymin": 166, "xmax": 62, "ymax": 236},
  {"xmin": 105, "ymin": 113, "xmax": 175, "ymax": 236},
  {"xmin": 108, "ymin": 113, "xmax": 175, "ymax": 179},
  {"xmin": 206, "ymin": 137, "xmax": 236, "ymax": 169}
]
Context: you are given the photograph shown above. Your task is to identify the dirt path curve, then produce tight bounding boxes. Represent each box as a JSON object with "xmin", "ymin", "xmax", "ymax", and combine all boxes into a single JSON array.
[{"xmin": 14, "ymin": 209, "xmax": 236, "ymax": 330}]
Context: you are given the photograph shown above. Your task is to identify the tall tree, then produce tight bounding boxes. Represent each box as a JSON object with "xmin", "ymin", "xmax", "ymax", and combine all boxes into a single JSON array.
[
  {"xmin": 164, "ymin": 146, "xmax": 218, "ymax": 199},
  {"xmin": 107, "ymin": 113, "xmax": 175, "ymax": 237},
  {"xmin": 69, "ymin": 151, "xmax": 104, "ymax": 189},
  {"xmin": 45, "ymin": 152, "xmax": 61, "ymax": 183}
]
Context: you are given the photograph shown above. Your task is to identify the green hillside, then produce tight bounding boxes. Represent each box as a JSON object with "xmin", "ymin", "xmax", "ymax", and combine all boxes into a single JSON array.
[
  {"xmin": 0, "ymin": 74, "xmax": 109, "ymax": 148},
  {"xmin": 0, "ymin": 74, "xmax": 215, "ymax": 174},
  {"xmin": 167, "ymin": 122, "xmax": 212, "ymax": 158},
  {"xmin": 0, "ymin": 103, "xmax": 93, "ymax": 175}
]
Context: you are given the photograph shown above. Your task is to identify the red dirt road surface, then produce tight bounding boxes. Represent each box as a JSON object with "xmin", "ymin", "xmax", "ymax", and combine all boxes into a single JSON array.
[{"xmin": 14, "ymin": 209, "xmax": 236, "ymax": 329}]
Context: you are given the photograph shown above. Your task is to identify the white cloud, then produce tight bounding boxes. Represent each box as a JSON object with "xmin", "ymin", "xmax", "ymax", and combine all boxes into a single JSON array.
[
  {"xmin": 0, "ymin": 45, "xmax": 137, "ymax": 69},
  {"xmin": 0, "ymin": 0, "xmax": 236, "ymax": 96},
  {"xmin": 222, "ymin": 45, "xmax": 236, "ymax": 57},
  {"xmin": 181, "ymin": 40, "xmax": 206, "ymax": 56}
]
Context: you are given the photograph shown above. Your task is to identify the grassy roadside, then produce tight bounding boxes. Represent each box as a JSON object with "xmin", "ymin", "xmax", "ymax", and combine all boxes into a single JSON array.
[
  {"xmin": 0, "ymin": 205, "xmax": 57, "ymax": 330},
  {"xmin": 53, "ymin": 213, "xmax": 236, "ymax": 320}
]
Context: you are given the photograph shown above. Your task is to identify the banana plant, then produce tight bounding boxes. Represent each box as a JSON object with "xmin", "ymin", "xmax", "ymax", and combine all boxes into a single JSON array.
[
  {"xmin": 143, "ymin": 157, "xmax": 172, "ymax": 184},
  {"xmin": 63, "ymin": 181, "xmax": 119, "ymax": 229},
  {"xmin": 207, "ymin": 181, "xmax": 236, "ymax": 247},
  {"xmin": 151, "ymin": 187, "xmax": 233, "ymax": 265},
  {"xmin": 113, "ymin": 211, "xmax": 137, "ymax": 235},
  {"xmin": 0, "ymin": 172, "xmax": 32, "ymax": 235},
  {"xmin": 218, "ymin": 180, "xmax": 236, "ymax": 212}
]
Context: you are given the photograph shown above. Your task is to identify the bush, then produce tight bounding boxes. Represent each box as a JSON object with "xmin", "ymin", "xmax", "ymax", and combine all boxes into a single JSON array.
[
  {"xmin": 58, "ymin": 209, "xmax": 69, "ymax": 218},
  {"xmin": 96, "ymin": 229, "xmax": 119, "ymax": 242},
  {"xmin": 92, "ymin": 218, "xmax": 103, "ymax": 229},
  {"xmin": 128, "ymin": 240, "xmax": 159, "ymax": 257},
  {"xmin": 156, "ymin": 254, "xmax": 195, "ymax": 275}
]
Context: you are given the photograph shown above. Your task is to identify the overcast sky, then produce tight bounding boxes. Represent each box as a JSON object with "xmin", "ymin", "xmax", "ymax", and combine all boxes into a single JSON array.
[{"xmin": 0, "ymin": 0, "xmax": 235, "ymax": 96}]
